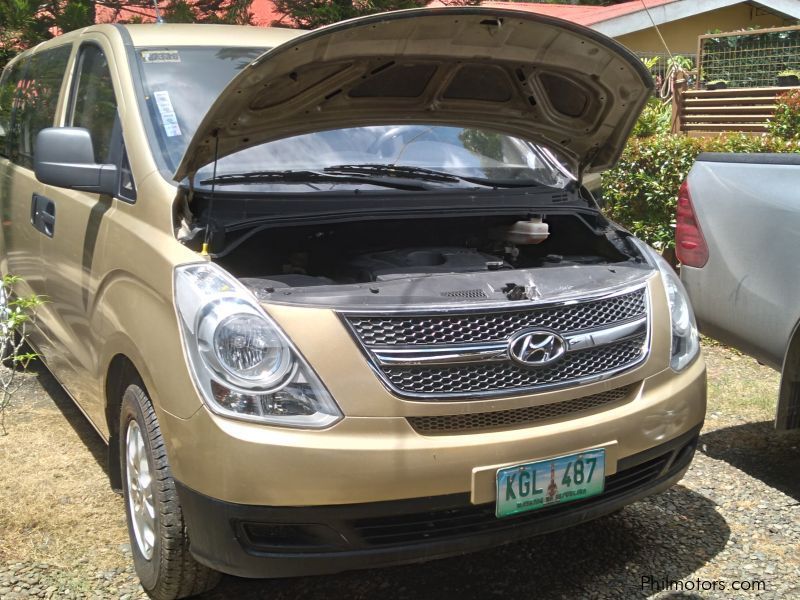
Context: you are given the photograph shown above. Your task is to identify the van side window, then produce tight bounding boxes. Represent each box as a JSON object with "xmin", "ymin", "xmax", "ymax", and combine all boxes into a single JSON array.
[
  {"xmin": 10, "ymin": 46, "xmax": 71, "ymax": 168},
  {"xmin": 70, "ymin": 45, "xmax": 118, "ymax": 163},
  {"xmin": 119, "ymin": 147, "xmax": 137, "ymax": 201},
  {"xmin": 0, "ymin": 60, "xmax": 27, "ymax": 158}
]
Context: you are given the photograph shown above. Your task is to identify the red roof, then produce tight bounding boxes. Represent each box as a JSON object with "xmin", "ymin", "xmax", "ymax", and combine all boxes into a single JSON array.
[
  {"xmin": 97, "ymin": 0, "xmax": 286, "ymax": 26},
  {"xmin": 250, "ymin": 0, "xmax": 288, "ymax": 26},
  {"xmin": 431, "ymin": 0, "xmax": 678, "ymax": 27}
]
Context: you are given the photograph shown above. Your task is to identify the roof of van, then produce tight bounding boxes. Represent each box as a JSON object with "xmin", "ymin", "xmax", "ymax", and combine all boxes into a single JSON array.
[
  {"xmin": 120, "ymin": 23, "xmax": 305, "ymax": 47},
  {"xmin": 20, "ymin": 23, "xmax": 306, "ymax": 56}
]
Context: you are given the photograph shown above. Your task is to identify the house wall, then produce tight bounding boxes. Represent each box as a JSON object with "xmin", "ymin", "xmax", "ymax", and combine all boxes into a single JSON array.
[{"xmin": 615, "ymin": 4, "xmax": 790, "ymax": 54}]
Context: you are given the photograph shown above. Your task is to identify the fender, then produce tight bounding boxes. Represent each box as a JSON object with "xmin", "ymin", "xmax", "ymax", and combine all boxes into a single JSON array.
[
  {"xmin": 93, "ymin": 268, "xmax": 205, "ymax": 487},
  {"xmin": 92, "ymin": 268, "xmax": 202, "ymax": 420}
]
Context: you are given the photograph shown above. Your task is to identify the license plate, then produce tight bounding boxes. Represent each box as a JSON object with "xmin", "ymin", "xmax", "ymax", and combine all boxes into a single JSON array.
[{"xmin": 495, "ymin": 449, "xmax": 605, "ymax": 518}]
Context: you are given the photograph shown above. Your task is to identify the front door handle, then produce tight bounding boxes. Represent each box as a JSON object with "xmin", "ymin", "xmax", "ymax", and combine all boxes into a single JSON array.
[{"xmin": 31, "ymin": 194, "xmax": 56, "ymax": 237}]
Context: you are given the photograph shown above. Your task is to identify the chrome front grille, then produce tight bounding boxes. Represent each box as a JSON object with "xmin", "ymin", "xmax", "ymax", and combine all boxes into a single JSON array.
[
  {"xmin": 407, "ymin": 385, "xmax": 635, "ymax": 435},
  {"xmin": 342, "ymin": 285, "xmax": 650, "ymax": 400},
  {"xmin": 383, "ymin": 336, "xmax": 646, "ymax": 395},
  {"xmin": 347, "ymin": 289, "xmax": 646, "ymax": 346}
]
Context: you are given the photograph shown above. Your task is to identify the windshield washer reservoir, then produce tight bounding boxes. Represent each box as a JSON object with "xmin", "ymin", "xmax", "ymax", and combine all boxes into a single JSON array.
[{"xmin": 495, "ymin": 217, "xmax": 550, "ymax": 245}]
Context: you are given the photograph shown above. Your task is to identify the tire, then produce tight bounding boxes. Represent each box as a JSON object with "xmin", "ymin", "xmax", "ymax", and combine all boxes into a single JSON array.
[{"xmin": 120, "ymin": 383, "xmax": 221, "ymax": 599}]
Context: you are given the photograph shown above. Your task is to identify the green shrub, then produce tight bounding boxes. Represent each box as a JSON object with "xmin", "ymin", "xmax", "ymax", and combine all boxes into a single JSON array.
[
  {"xmin": 631, "ymin": 97, "xmax": 671, "ymax": 138},
  {"xmin": 601, "ymin": 134, "xmax": 800, "ymax": 250},
  {"xmin": 768, "ymin": 89, "xmax": 800, "ymax": 140}
]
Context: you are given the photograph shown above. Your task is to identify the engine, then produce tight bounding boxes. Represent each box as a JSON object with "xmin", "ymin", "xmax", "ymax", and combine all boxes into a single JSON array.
[{"xmin": 343, "ymin": 247, "xmax": 512, "ymax": 282}]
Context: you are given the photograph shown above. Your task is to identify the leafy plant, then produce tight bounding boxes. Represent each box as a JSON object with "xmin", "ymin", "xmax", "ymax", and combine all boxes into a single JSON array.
[
  {"xmin": 768, "ymin": 89, "xmax": 800, "ymax": 140},
  {"xmin": 0, "ymin": 275, "xmax": 43, "ymax": 434},
  {"xmin": 667, "ymin": 55, "xmax": 694, "ymax": 71},
  {"xmin": 640, "ymin": 56, "xmax": 660, "ymax": 71},
  {"xmin": 631, "ymin": 97, "xmax": 671, "ymax": 138},
  {"xmin": 601, "ymin": 134, "xmax": 800, "ymax": 251},
  {"xmin": 777, "ymin": 69, "xmax": 800, "ymax": 77}
]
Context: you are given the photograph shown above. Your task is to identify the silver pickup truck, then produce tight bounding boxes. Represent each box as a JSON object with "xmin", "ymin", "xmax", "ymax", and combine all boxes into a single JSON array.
[{"xmin": 679, "ymin": 152, "xmax": 800, "ymax": 431}]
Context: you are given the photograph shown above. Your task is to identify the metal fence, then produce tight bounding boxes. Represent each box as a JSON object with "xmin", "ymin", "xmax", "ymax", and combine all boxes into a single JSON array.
[
  {"xmin": 636, "ymin": 52, "xmax": 697, "ymax": 90},
  {"xmin": 697, "ymin": 25, "xmax": 800, "ymax": 89}
]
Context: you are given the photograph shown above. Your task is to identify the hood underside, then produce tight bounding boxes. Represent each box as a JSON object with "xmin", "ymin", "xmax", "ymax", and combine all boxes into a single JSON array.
[{"xmin": 174, "ymin": 7, "xmax": 653, "ymax": 182}]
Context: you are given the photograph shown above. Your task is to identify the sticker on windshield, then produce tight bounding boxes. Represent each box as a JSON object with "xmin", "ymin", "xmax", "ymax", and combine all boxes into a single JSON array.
[
  {"xmin": 153, "ymin": 90, "xmax": 182, "ymax": 137},
  {"xmin": 141, "ymin": 50, "xmax": 181, "ymax": 63}
]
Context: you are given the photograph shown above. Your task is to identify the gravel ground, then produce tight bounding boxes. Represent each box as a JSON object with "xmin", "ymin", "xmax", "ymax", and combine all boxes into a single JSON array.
[{"xmin": 1, "ymin": 343, "xmax": 799, "ymax": 600}]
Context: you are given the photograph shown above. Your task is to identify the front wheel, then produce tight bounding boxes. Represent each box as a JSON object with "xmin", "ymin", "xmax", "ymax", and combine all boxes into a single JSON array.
[{"xmin": 120, "ymin": 384, "xmax": 221, "ymax": 599}]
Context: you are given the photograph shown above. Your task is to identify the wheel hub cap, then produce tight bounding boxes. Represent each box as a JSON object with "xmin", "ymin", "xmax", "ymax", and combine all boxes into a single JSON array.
[{"xmin": 125, "ymin": 420, "xmax": 156, "ymax": 559}]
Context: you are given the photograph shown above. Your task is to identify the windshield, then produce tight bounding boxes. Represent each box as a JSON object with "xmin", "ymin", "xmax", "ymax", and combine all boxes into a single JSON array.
[{"xmin": 135, "ymin": 46, "xmax": 573, "ymax": 191}]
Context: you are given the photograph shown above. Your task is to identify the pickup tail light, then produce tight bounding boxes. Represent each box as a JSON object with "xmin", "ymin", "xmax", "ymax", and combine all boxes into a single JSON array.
[{"xmin": 675, "ymin": 179, "xmax": 709, "ymax": 268}]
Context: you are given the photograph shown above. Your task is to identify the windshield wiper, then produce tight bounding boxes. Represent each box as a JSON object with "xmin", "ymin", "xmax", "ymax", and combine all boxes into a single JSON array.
[
  {"xmin": 324, "ymin": 164, "xmax": 539, "ymax": 188},
  {"xmin": 324, "ymin": 164, "xmax": 461, "ymax": 182},
  {"xmin": 199, "ymin": 170, "xmax": 431, "ymax": 191},
  {"xmin": 200, "ymin": 165, "xmax": 540, "ymax": 190}
]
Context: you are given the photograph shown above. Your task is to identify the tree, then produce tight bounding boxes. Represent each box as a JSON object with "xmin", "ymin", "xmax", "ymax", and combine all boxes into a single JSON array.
[
  {"xmin": 141, "ymin": 0, "xmax": 254, "ymax": 24},
  {"xmin": 1, "ymin": 2, "xmax": 81, "ymax": 68},
  {"xmin": 273, "ymin": 0, "xmax": 630, "ymax": 30},
  {"xmin": 0, "ymin": 1, "xmax": 254, "ymax": 69},
  {"xmin": 272, "ymin": 1, "xmax": 474, "ymax": 29}
]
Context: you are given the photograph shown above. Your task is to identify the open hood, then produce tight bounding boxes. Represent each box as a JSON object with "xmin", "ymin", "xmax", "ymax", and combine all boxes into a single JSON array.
[{"xmin": 174, "ymin": 7, "xmax": 653, "ymax": 182}]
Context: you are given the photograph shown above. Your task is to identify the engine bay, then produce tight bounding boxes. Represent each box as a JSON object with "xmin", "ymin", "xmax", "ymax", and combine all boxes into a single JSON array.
[{"xmin": 207, "ymin": 211, "xmax": 649, "ymax": 307}]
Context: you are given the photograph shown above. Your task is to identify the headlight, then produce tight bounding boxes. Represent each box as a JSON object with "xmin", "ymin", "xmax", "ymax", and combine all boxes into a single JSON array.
[
  {"xmin": 632, "ymin": 240, "xmax": 700, "ymax": 371},
  {"xmin": 174, "ymin": 263, "xmax": 342, "ymax": 428},
  {"xmin": 197, "ymin": 305, "xmax": 294, "ymax": 389}
]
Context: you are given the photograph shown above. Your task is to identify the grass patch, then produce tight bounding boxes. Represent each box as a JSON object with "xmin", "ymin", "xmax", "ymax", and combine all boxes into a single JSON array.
[
  {"xmin": 702, "ymin": 340, "xmax": 780, "ymax": 422},
  {"xmin": 0, "ymin": 369, "xmax": 128, "ymax": 571}
]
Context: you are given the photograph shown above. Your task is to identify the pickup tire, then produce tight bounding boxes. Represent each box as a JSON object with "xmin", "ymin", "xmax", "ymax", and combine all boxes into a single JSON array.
[{"xmin": 119, "ymin": 384, "xmax": 221, "ymax": 600}]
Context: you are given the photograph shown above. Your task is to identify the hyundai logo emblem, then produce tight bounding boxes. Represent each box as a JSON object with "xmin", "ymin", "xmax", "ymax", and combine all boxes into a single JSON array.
[{"xmin": 508, "ymin": 330, "xmax": 567, "ymax": 366}]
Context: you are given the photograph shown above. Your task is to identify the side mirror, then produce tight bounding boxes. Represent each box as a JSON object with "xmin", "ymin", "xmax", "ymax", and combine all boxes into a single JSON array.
[{"xmin": 34, "ymin": 127, "xmax": 118, "ymax": 195}]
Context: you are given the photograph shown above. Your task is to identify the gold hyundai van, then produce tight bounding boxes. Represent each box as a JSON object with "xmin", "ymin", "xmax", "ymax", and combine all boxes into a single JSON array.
[{"xmin": 0, "ymin": 8, "xmax": 706, "ymax": 600}]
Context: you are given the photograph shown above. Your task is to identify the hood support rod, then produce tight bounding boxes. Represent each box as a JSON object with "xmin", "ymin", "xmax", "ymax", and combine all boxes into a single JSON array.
[{"xmin": 202, "ymin": 130, "xmax": 220, "ymax": 256}]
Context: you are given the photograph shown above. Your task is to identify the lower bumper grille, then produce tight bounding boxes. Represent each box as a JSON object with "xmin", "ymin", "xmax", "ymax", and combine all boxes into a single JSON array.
[
  {"xmin": 351, "ymin": 443, "xmax": 688, "ymax": 547},
  {"xmin": 407, "ymin": 385, "xmax": 635, "ymax": 435}
]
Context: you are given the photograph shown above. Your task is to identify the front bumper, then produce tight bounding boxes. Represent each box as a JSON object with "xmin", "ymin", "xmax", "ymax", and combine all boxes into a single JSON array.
[
  {"xmin": 177, "ymin": 424, "xmax": 700, "ymax": 578},
  {"xmin": 159, "ymin": 354, "xmax": 705, "ymax": 506}
]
